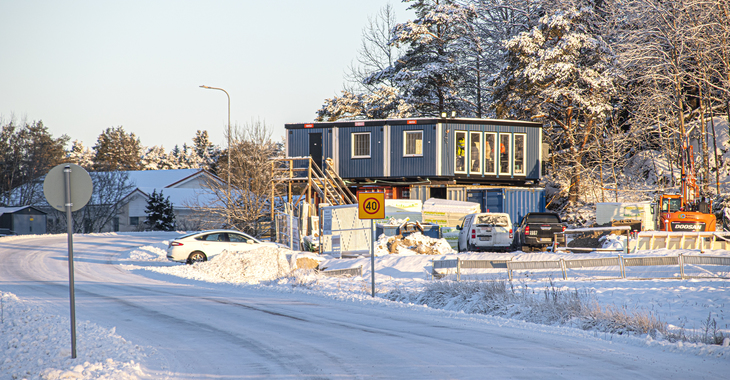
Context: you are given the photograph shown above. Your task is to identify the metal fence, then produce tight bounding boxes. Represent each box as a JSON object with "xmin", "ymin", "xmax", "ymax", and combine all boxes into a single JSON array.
[
  {"xmin": 320, "ymin": 265, "xmax": 363, "ymax": 278},
  {"xmin": 432, "ymin": 254, "xmax": 730, "ymax": 281}
]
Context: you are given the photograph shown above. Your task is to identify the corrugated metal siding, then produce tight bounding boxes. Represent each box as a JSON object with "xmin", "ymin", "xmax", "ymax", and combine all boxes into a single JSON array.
[
  {"xmin": 441, "ymin": 123, "xmax": 541, "ymax": 180},
  {"xmin": 338, "ymin": 126, "xmax": 384, "ymax": 178},
  {"xmin": 287, "ymin": 128, "xmax": 334, "ymax": 169},
  {"xmin": 390, "ymin": 124, "xmax": 438, "ymax": 177},
  {"xmin": 484, "ymin": 188, "xmax": 546, "ymax": 226}
]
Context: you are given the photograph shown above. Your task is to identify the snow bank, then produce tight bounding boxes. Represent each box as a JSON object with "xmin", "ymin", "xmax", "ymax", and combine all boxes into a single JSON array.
[
  {"xmin": 121, "ymin": 245, "xmax": 293, "ymax": 284},
  {"xmin": 0, "ymin": 292, "xmax": 146, "ymax": 380}
]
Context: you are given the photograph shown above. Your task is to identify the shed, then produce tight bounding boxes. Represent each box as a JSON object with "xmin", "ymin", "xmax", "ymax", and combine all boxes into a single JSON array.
[{"xmin": 0, "ymin": 206, "xmax": 47, "ymax": 235}]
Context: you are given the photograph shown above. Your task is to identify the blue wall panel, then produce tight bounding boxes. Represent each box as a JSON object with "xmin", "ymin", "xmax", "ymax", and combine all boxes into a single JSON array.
[
  {"xmin": 390, "ymin": 124, "xmax": 438, "ymax": 177},
  {"xmin": 338, "ymin": 126, "xmax": 384, "ymax": 178}
]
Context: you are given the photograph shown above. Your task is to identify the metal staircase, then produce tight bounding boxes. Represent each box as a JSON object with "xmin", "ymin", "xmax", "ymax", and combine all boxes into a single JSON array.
[{"xmin": 270, "ymin": 157, "xmax": 356, "ymax": 218}]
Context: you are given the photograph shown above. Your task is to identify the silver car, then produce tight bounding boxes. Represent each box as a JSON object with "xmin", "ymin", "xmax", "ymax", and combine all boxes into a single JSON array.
[{"xmin": 166, "ymin": 229, "xmax": 281, "ymax": 264}]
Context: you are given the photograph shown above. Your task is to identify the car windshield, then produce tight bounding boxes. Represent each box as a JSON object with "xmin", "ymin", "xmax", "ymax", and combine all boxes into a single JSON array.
[{"xmin": 475, "ymin": 215, "xmax": 509, "ymax": 226}]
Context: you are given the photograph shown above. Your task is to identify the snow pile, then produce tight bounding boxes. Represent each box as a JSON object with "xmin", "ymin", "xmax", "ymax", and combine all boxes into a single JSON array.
[
  {"xmin": 195, "ymin": 248, "xmax": 292, "ymax": 284},
  {"xmin": 121, "ymin": 244, "xmax": 293, "ymax": 285},
  {"xmin": 0, "ymin": 292, "xmax": 146, "ymax": 380},
  {"xmin": 600, "ymin": 233, "xmax": 626, "ymax": 250},
  {"xmin": 375, "ymin": 232, "xmax": 454, "ymax": 256}
]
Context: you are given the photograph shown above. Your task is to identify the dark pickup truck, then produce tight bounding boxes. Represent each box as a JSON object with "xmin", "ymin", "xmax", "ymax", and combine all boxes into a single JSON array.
[{"xmin": 513, "ymin": 212, "xmax": 566, "ymax": 252}]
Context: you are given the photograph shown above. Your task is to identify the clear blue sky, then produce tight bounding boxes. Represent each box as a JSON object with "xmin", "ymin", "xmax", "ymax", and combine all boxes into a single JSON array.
[{"xmin": 0, "ymin": 0, "xmax": 411, "ymax": 151}]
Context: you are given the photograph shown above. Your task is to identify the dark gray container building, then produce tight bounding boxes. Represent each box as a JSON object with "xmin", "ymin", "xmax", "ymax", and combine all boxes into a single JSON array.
[
  {"xmin": 285, "ymin": 117, "xmax": 544, "ymax": 186},
  {"xmin": 0, "ymin": 206, "xmax": 47, "ymax": 235}
]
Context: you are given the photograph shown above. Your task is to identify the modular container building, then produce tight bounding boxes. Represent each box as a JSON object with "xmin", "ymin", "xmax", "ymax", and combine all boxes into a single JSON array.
[
  {"xmin": 0, "ymin": 206, "xmax": 47, "ymax": 235},
  {"xmin": 285, "ymin": 118, "xmax": 543, "ymax": 186}
]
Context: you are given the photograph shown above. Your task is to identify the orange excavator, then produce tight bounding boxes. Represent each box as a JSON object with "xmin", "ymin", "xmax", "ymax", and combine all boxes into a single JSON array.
[{"xmin": 657, "ymin": 138, "xmax": 716, "ymax": 232}]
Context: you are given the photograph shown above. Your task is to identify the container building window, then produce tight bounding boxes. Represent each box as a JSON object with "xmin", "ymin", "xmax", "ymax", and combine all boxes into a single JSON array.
[
  {"xmin": 130, "ymin": 217, "xmax": 139, "ymax": 226},
  {"xmin": 404, "ymin": 130, "xmax": 423, "ymax": 157},
  {"xmin": 499, "ymin": 133, "xmax": 511, "ymax": 175},
  {"xmin": 352, "ymin": 132, "xmax": 371, "ymax": 158},
  {"xmin": 470, "ymin": 132, "xmax": 481, "ymax": 174},
  {"xmin": 514, "ymin": 134, "xmax": 526, "ymax": 175},
  {"xmin": 484, "ymin": 132, "xmax": 496, "ymax": 174},
  {"xmin": 455, "ymin": 131, "xmax": 466, "ymax": 173}
]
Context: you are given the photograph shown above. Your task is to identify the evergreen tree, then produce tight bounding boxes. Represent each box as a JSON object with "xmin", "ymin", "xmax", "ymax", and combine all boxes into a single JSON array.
[
  {"xmin": 92, "ymin": 126, "xmax": 142, "ymax": 171},
  {"xmin": 373, "ymin": 0, "xmax": 478, "ymax": 116},
  {"xmin": 192, "ymin": 130, "xmax": 219, "ymax": 171},
  {"xmin": 1, "ymin": 119, "xmax": 68, "ymax": 205},
  {"xmin": 491, "ymin": 1, "xmax": 617, "ymax": 202},
  {"xmin": 144, "ymin": 190, "xmax": 175, "ymax": 231},
  {"xmin": 67, "ymin": 140, "xmax": 94, "ymax": 169}
]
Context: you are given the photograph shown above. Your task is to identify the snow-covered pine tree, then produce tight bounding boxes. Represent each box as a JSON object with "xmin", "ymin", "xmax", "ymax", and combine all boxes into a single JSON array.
[
  {"xmin": 67, "ymin": 140, "xmax": 94, "ymax": 170},
  {"xmin": 144, "ymin": 190, "xmax": 175, "ymax": 231},
  {"xmin": 491, "ymin": 1, "xmax": 617, "ymax": 203},
  {"xmin": 375, "ymin": 0, "xmax": 478, "ymax": 116},
  {"xmin": 192, "ymin": 130, "xmax": 219, "ymax": 171}
]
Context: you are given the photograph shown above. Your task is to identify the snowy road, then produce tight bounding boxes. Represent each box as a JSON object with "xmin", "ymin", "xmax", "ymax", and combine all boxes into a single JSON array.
[{"xmin": 1, "ymin": 233, "xmax": 727, "ymax": 379}]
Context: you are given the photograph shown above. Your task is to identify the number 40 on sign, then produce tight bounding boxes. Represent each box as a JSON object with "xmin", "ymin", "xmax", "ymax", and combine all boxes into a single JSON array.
[{"xmin": 358, "ymin": 192, "xmax": 385, "ymax": 220}]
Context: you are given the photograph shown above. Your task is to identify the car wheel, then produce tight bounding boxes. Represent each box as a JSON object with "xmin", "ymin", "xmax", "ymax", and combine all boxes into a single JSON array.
[{"xmin": 187, "ymin": 251, "xmax": 207, "ymax": 264}]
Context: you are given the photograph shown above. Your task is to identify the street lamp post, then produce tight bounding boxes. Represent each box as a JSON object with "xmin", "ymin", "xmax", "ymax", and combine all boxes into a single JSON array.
[{"xmin": 199, "ymin": 85, "xmax": 231, "ymax": 227}]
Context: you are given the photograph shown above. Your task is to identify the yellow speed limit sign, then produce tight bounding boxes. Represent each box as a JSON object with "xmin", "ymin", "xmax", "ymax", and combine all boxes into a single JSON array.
[{"xmin": 358, "ymin": 192, "xmax": 385, "ymax": 219}]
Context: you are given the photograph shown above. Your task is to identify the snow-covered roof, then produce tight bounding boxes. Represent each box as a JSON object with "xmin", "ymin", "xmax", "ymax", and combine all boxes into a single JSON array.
[
  {"xmin": 136, "ymin": 187, "xmax": 219, "ymax": 209},
  {"xmin": 125, "ymin": 169, "xmax": 203, "ymax": 189},
  {"xmin": 0, "ymin": 206, "xmax": 46, "ymax": 216}
]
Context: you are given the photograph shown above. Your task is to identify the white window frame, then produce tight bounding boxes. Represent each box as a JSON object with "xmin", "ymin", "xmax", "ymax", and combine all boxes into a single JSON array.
[
  {"xmin": 513, "ymin": 133, "xmax": 527, "ymax": 176},
  {"xmin": 455, "ymin": 131, "xmax": 467, "ymax": 174},
  {"xmin": 484, "ymin": 132, "xmax": 497, "ymax": 175},
  {"xmin": 403, "ymin": 130, "xmax": 423, "ymax": 157},
  {"xmin": 499, "ymin": 133, "xmax": 512, "ymax": 175},
  {"xmin": 351, "ymin": 132, "xmax": 371, "ymax": 158},
  {"xmin": 469, "ymin": 131, "xmax": 482, "ymax": 175}
]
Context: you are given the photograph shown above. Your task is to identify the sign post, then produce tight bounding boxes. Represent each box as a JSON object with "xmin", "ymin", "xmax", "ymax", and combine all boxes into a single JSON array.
[
  {"xmin": 43, "ymin": 163, "xmax": 93, "ymax": 359},
  {"xmin": 357, "ymin": 192, "xmax": 385, "ymax": 297}
]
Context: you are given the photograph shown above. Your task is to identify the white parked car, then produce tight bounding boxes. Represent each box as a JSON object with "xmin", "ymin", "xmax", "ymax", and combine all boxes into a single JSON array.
[
  {"xmin": 456, "ymin": 213, "xmax": 513, "ymax": 252},
  {"xmin": 166, "ymin": 230, "xmax": 282, "ymax": 264}
]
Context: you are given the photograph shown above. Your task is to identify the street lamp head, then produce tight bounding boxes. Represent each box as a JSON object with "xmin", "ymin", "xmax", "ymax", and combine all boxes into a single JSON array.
[{"xmin": 199, "ymin": 85, "xmax": 210, "ymax": 89}]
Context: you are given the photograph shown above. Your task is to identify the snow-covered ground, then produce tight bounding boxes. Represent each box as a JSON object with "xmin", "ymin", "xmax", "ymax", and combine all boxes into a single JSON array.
[{"xmin": 1, "ymin": 232, "xmax": 729, "ymax": 379}]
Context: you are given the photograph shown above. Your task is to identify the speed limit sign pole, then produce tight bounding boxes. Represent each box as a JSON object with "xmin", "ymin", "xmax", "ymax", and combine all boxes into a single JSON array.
[
  {"xmin": 43, "ymin": 163, "xmax": 93, "ymax": 359},
  {"xmin": 358, "ymin": 192, "xmax": 385, "ymax": 297}
]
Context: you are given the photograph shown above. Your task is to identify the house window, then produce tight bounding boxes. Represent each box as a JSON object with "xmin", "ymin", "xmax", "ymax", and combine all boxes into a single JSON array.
[
  {"xmin": 514, "ymin": 134, "xmax": 526, "ymax": 175},
  {"xmin": 484, "ymin": 133, "xmax": 496, "ymax": 174},
  {"xmin": 455, "ymin": 131, "xmax": 466, "ymax": 173},
  {"xmin": 404, "ymin": 130, "xmax": 423, "ymax": 157},
  {"xmin": 470, "ymin": 132, "xmax": 481, "ymax": 174},
  {"xmin": 352, "ymin": 132, "xmax": 371, "ymax": 158},
  {"xmin": 499, "ymin": 133, "xmax": 511, "ymax": 175},
  {"xmin": 130, "ymin": 217, "xmax": 139, "ymax": 226}
]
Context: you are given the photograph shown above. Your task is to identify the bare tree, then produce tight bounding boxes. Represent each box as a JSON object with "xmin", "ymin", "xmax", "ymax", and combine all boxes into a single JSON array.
[
  {"xmin": 192, "ymin": 119, "xmax": 283, "ymax": 237},
  {"xmin": 46, "ymin": 171, "xmax": 134, "ymax": 233}
]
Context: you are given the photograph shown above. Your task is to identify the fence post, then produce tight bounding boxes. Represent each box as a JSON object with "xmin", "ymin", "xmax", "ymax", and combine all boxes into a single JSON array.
[
  {"xmin": 560, "ymin": 258, "xmax": 567, "ymax": 280},
  {"xmin": 457, "ymin": 257, "xmax": 461, "ymax": 282},
  {"xmin": 507, "ymin": 261, "xmax": 513, "ymax": 281},
  {"xmin": 679, "ymin": 254, "xmax": 685, "ymax": 279},
  {"xmin": 619, "ymin": 255, "xmax": 625, "ymax": 279}
]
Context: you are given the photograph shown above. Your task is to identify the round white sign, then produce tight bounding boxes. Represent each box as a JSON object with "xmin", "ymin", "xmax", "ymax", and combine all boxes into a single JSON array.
[{"xmin": 43, "ymin": 163, "xmax": 93, "ymax": 212}]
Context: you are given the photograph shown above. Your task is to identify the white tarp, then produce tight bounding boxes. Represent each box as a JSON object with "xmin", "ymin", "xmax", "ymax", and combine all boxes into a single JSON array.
[
  {"xmin": 422, "ymin": 198, "xmax": 481, "ymax": 227},
  {"xmin": 596, "ymin": 202, "xmax": 656, "ymax": 230}
]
